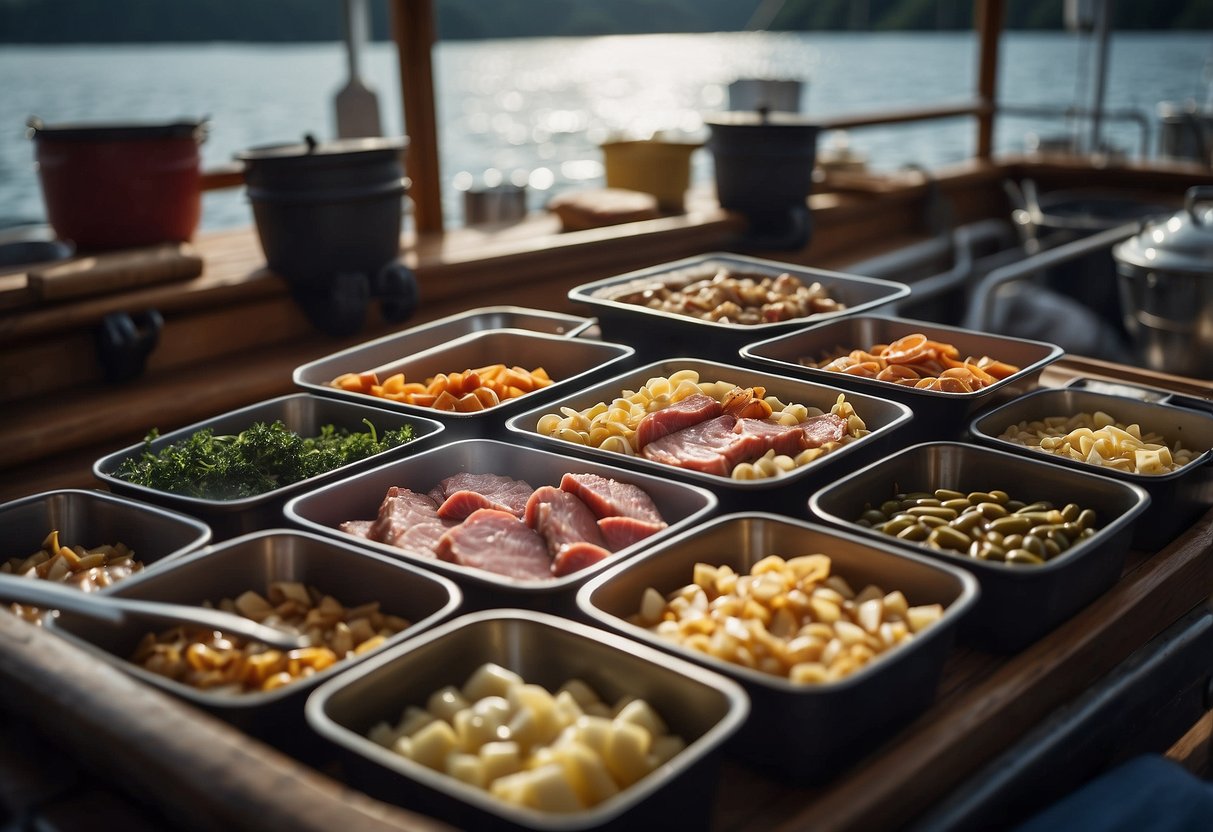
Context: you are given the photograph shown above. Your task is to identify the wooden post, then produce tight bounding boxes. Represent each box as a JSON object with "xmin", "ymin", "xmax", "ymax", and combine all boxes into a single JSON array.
[
  {"xmin": 975, "ymin": 0, "xmax": 1005, "ymax": 160},
  {"xmin": 389, "ymin": 0, "xmax": 443, "ymax": 234}
]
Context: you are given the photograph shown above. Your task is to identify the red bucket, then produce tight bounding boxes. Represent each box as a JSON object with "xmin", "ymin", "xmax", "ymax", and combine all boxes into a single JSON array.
[{"xmin": 28, "ymin": 118, "xmax": 207, "ymax": 250}]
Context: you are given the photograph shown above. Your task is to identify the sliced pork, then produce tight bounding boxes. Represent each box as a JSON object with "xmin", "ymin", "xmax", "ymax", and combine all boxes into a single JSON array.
[
  {"xmin": 800, "ymin": 413, "xmax": 848, "ymax": 447},
  {"xmin": 641, "ymin": 415, "xmax": 758, "ymax": 476},
  {"xmin": 427, "ymin": 472, "xmax": 534, "ymax": 518},
  {"xmin": 734, "ymin": 417, "xmax": 808, "ymax": 457},
  {"xmin": 367, "ymin": 487, "xmax": 454, "ymax": 558},
  {"xmin": 559, "ymin": 472, "xmax": 666, "ymax": 526},
  {"xmin": 338, "ymin": 519, "xmax": 374, "ymax": 539},
  {"xmin": 435, "ymin": 508, "xmax": 553, "ymax": 580},
  {"xmin": 634, "ymin": 393, "xmax": 723, "ymax": 449},
  {"xmin": 551, "ymin": 541, "xmax": 611, "ymax": 577},
  {"xmin": 524, "ymin": 486, "xmax": 605, "ymax": 556},
  {"xmin": 597, "ymin": 516, "xmax": 666, "ymax": 550}
]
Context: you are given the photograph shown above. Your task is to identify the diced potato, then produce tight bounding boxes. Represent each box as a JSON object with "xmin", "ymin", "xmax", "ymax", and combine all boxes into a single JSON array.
[
  {"xmin": 647, "ymin": 733, "xmax": 686, "ymax": 768},
  {"xmin": 572, "ymin": 715, "xmax": 613, "ymax": 758},
  {"xmin": 556, "ymin": 678, "xmax": 602, "ymax": 711},
  {"xmin": 553, "ymin": 740, "xmax": 619, "ymax": 806},
  {"xmin": 906, "ymin": 603, "xmax": 944, "ymax": 633},
  {"xmin": 479, "ymin": 740, "xmax": 523, "ymax": 783},
  {"xmin": 603, "ymin": 720, "xmax": 652, "ymax": 787},
  {"xmin": 613, "ymin": 698, "xmax": 667, "ymax": 738},
  {"xmin": 462, "ymin": 662, "xmax": 524, "ymax": 701},
  {"xmin": 409, "ymin": 719, "xmax": 459, "ymax": 771},
  {"xmin": 445, "ymin": 751, "xmax": 488, "ymax": 789},
  {"xmin": 427, "ymin": 685, "xmax": 471, "ymax": 723}
]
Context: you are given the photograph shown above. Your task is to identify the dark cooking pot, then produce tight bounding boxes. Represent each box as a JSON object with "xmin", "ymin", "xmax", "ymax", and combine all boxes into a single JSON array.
[
  {"xmin": 1113, "ymin": 186, "xmax": 1213, "ymax": 379},
  {"xmin": 705, "ymin": 110, "xmax": 819, "ymax": 249},
  {"xmin": 28, "ymin": 117, "xmax": 206, "ymax": 250},
  {"xmin": 237, "ymin": 134, "xmax": 414, "ymax": 337}
]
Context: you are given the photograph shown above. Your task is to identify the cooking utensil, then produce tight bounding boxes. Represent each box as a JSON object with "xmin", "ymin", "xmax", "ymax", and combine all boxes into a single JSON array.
[
  {"xmin": 335, "ymin": 0, "xmax": 382, "ymax": 138},
  {"xmin": 0, "ymin": 575, "xmax": 307, "ymax": 650},
  {"xmin": 1114, "ymin": 185, "xmax": 1213, "ymax": 378}
]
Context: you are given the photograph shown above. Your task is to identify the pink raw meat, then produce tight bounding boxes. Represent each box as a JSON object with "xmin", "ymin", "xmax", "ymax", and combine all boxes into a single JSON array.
[
  {"xmin": 641, "ymin": 415, "xmax": 763, "ymax": 476},
  {"xmin": 427, "ymin": 472, "xmax": 534, "ymax": 518},
  {"xmin": 435, "ymin": 508, "xmax": 553, "ymax": 580},
  {"xmin": 634, "ymin": 394, "xmax": 723, "ymax": 449},
  {"xmin": 799, "ymin": 413, "xmax": 848, "ymax": 447},
  {"xmin": 734, "ymin": 417, "xmax": 809, "ymax": 457},
  {"xmin": 559, "ymin": 472, "xmax": 666, "ymax": 525},
  {"xmin": 366, "ymin": 487, "xmax": 454, "ymax": 559},
  {"xmin": 339, "ymin": 519, "xmax": 374, "ymax": 539},
  {"xmin": 597, "ymin": 516, "xmax": 666, "ymax": 550},
  {"xmin": 524, "ymin": 485, "xmax": 606, "ymax": 556},
  {"xmin": 551, "ymin": 541, "xmax": 612, "ymax": 577}
]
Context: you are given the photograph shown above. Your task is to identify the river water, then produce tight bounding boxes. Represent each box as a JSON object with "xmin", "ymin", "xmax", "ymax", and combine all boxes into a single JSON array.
[{"xmin": 0, "ymin": 30, "xmax": 1209, "ymax": 232}]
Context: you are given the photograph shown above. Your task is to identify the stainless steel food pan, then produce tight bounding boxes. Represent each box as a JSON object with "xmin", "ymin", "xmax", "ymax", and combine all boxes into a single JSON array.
[
  {"xmin": 305, "ymin": 609, "xmax": 748, "ymax": 832},
  {"xmin": 43, "ymin": 529, "xmax": 461, "ymax": 735},
  {"xmin": 810, "ymin": 442, "xmax": 1150, "ymax": 652},
  {"xmin": 93, "ymin": 393, "xmax": 444, "ymax": 539},
  {"xmin": 0, "ymin": 488, "xmax": 212, "ymax": 579},
  {"xmin": 293, "ymin": 305, "xmax": 593, "ymax": 395},
  {"xmin": 294, "ymin": 328, "xmax": 634, "ymax": 440},
  {"xmin": 577, "ymin": 512, "xmax": 977, "ymax": 783},
  {"xmin": 568, "ymin": 253, "xmax": 909, "ymax": 360},
  {"xmin": 970, "ymin": 386, "xmax": 1213, "ymax": 550},
  {"xmin": 504, "ymin": 358, "xmax": 912, "ymax": 513},
  {"xmin": 283, "ymin": 438, "xmax": 717, "ymax": 612},
  {"xmin": 740, "ymin": 314, "xmax": 1063, "ymax": 441}
]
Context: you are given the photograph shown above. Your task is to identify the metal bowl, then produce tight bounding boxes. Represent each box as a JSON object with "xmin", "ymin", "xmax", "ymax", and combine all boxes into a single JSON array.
[
  {"xmin": 294, "ymin": 328, "xmax": 634, "ymax": 440},
  {"xmin": 283, "ymin": 438, "xmax": 717, "ymax": 612},
  {"xmin": 567, "ymin": 253, "xmax": 909, "ymax": 360},
  {"xmin": 970, "ymin": 386, "xmax": 1213, "ymax": 549},
  {"xmin": 0, "ymin": 488, "xmax": 212, "ymax": 589},
  {"xmin": 93, "ymin": 393, "xmax": 444, "ymax": 539},
  {"xmin": 305, "ymin": 609, "xmax": 748, "ymax": 832},
  {"xmin": 576, "ymin": 512, "xmax": 977, "ymax": 783},
  {"xmin": 504, "ymin": 358, "xmax": 911, "ymax": 514},
  {"xmin": 809, "ymin": 442, "xmax": 1151, "ymax": 652},
  {"xmin": 740, "ymin": 314, "xmax": 1063, "ymax": 441},
  {"xmin": 43, "ymin": 529, "xmax": 461, "ymax": 736}
]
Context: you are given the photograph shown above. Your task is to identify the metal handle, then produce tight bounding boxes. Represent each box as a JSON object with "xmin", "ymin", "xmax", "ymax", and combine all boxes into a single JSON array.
[
  {"xmin": 1185, "ymin": 186, "xmax": 1213, "ymax": 226},
  {"xmin": 0, "ymin": 576, "xmax": 308, "ymax": 650}
]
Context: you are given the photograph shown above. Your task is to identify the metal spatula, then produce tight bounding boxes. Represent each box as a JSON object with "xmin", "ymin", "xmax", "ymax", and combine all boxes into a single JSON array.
[
  {"xmin": 335, "ymin": 0, "xmax": 382, "ymax": 138},
  {"xmin": 0, "ymin": 576, "xmax": 309, "ymax": 650}
]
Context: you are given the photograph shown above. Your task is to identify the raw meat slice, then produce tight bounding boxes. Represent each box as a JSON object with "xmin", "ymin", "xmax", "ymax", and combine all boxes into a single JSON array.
[
  {"xmin": 641, "ymin": 415, "xmax": 760, "ymax": 476},
  {"xmin": 339, "ymin": 519, "xmax": 374, "ymax": 539},
  {"xmin": 799, "ymin": 412, "xmax": 848, "ymax": 447},
  {"xmin": 734, "ymin": 417, "xmax": 808, "ymax": 457},
  {"xmin": 551, "ymin": 541, "xmax": 611, "ymax": 577},
  {"xmin": 367, "ymin": 487, "xmax": 453, "ymax": 559},
  {"xmin": 437, "ymin": 490, "xmax": 514, "ymax": 521},
  {"xmin": 559, "ymin": 472, "xmax": 666, "ymax": 526},
  {"xmin": 597, "ymin": 515, "xmax": 665, "ymax": 550},
  {"xmin": 524, "ymin": 485, "xmax": 606, "ymax": 556},
  {"xmin": 634, "ymin": 394, "xmax": 723, "ymax": 449},
  {"xmin": 435, "ymin": 509, "xmax": 553, "ymax": 580},
  {"xmin": 427, "ymin": 472, "xmax": 534, "ymax": 518}
]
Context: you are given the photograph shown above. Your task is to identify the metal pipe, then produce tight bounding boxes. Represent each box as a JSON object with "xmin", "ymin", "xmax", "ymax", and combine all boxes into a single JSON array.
[
  {"xmin": 1088, "ymin": 0, "xmax": 1113, "ymax": 154},
  {"xmin": 1000, "ymin": 104, "xmax": 1151, "ymax": 159},
  {"xmin": 962, "ymin": 220, "xmax": 1139, "ymax": 332}
]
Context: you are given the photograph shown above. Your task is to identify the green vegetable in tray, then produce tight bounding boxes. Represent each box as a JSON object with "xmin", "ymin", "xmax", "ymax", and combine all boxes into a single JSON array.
[{"xmin": 114, "ymin": 419, "xmax": 415, "ymax": 499}]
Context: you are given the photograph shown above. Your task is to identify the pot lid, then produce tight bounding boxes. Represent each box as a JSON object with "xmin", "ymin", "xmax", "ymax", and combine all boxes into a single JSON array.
[
  {"xmin": 236, "ymin": 133, "xmax": 406, "ymax": 163},
  {"xmin": 1113, "ymin": 186, "xmax": 1213, "ymax": 276},
  {"xmin": 27, "ymin": 116, "xmax": 207, "ymax": 142},
  {"xmin": 704, "ymin": 110, "xmax": 819, "ymax": 130}
]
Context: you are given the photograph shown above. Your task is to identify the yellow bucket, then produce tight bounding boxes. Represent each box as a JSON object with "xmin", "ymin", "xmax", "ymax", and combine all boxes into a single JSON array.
[{"xmin": 601, "ymin": 139, "xmax": 702, "ymax": 213}]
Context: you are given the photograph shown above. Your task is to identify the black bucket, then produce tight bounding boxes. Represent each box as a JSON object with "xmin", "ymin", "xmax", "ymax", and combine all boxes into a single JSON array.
[{"xmin": 706, "ymin": 111, "xmax": 819, "ymax": 249}]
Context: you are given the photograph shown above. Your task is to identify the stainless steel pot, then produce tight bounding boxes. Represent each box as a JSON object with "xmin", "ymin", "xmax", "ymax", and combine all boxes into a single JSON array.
[{"xmin": 1114, "ymin": 186, "xmax": 1213, "ymax": 378}]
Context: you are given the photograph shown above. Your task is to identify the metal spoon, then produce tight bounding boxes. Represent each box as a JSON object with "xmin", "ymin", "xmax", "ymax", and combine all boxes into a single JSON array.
[{"xmin": 0, "ymin": 577, "xmax": 309, "ymax": 651}]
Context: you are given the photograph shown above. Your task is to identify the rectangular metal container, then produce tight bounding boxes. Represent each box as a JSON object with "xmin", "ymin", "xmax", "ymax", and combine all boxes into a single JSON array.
[
  {"xmin": 295, "ymin": 328, "xmax": 635, "ymax": 440},
  {"xmin": 504, "ymin": 358, "xmax": 912, "ymax": 513},
  {"xmin": 970, "ymin": 386, "xmax": 1213, "ymax": 550},
  {"xmin": 809, "ymin": 442, "xmax": 1151, "ymax": 652},
  {"xmin": 93, "ymin": 393, "xmax": 444, "ymax": 539},
  {"xmin": 305, "ymin": 609, "xmax": 748, "ymax": 832},
  {"xmin": 0, "ymin": 488, "xmax": 212, "ymax": 583},
  {"xmin": 576, "ymin": 512, "xmax": 978, "ymax": 784},
  {"xmin": 43, "ymin": 530, "xmax": 462, "ymax": 738},
  {"xmin": 740, "ymin": 314, "xmax": 1064, "ymax": 441},
  {"xmin": 283, "ymin": 438, "xmax": 718, "ymax": 612},
  {"xmin": 293, "ymin": 305, "xmax": 594, "ymax": 395},
  {"xmin": 567, "ymin": 253, "xmax": 910, "ymax": 360}
]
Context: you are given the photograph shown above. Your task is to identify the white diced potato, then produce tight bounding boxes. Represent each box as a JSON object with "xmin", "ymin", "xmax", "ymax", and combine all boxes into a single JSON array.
[
  {"xmin": 603, "ymin": 719, "xmax": 652, "ymax": 787},
  {"xmin": 553, "ymin": 740, "xmax": 620, "ymax": 806},
  {"xmin": 613, "ymin": 698, "xmax": 667, "ymax": 738},
  {"xmin": 556, "ymin": 678, "xmax": 603, "ymax": 711},
  {"xmin": 409, "ymin": 719, "xmax": 459, "ymax": 771},
  {"xmin": 427, "ymin": 685, "xmax": 470, "ymax": 723},
  {"xmin": 572, "ymin": 715, "xmax": 613, "ymax": 758},
  {"xmin": 553, "ymin": 690, "xmax": 584, "ymax": 726},
  {"xmin": 445, "ymin": 751, "xmax": 488, "ymax": 789},
  {"xmin": 906, "ymin": 603, "xmax": 944, "ymax": 633},
  {"xmin": 508, "ymin": 684, "xmax": 562, "ymax": 749},
  {"xmin": 391, "ymin": 734, "xmax": 414, "ymax": 760},
  {"xmin": 454, "ymin": 707, "xmax": 500, "ymax": 753},
  {"xmin": 519, "ymin": 763, "xmax": 584, "ymax": 813},
  {"xmin": 479, "ymin": 740, "xmax": 523, "ymax": 783},
  {"xmin": 398, "ymin": 705, "xmax": 437, "ymax": 738},
  {"xmin": 367, "ymin": 720, "xmax": 400, "ymax": 748},
  {"xmin": 462, "ymin": 662, "xmax": 524, "ymax": 701}
]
